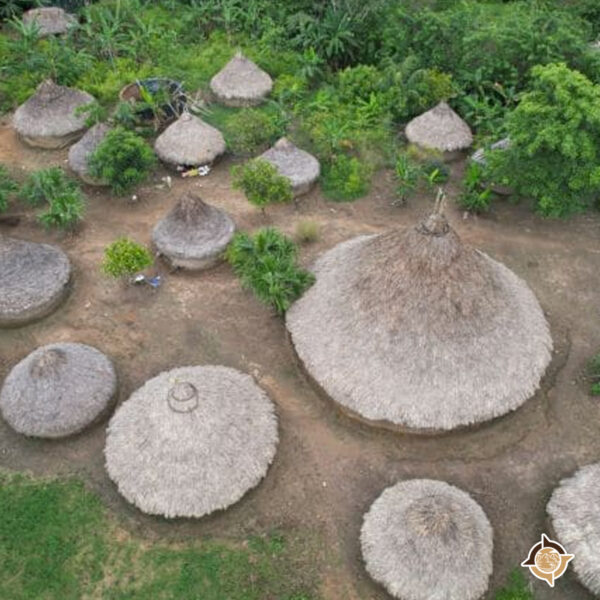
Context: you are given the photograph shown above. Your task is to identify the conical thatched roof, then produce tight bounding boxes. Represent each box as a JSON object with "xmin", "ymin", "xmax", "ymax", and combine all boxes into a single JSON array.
[
  {"xmin": 0, "ymin": 237, "xmax": 72, "ymax": 327},
  {"xmin": 405, "ymin": 102, "xmax": 473, "ymax": 154},
  {"xmin": 0, "ymin": 343, "xmax": 117, "ymax": 438},
  {"xmin": 361, "ymin": 479, "xmax": 493, "ymax": 600},
  {"xmin": 152, "ymin": 192, "xmax": 235, "ymax": 270},
  {"xmin": 22, "ymin": 7, "xmax": 76, "ymax": 37},
  {"xmin": 286, "ymin": 204, "xmax": 552, "ymax": 431},
  {"xmin": 68, "ymin": 123, "xmax": 110, "ymax": 185},
  {"xmin": 259, "ymin": 138, "xmax": 320, "ymax": 196},
  {"xmin": 154, "ymin": 112, "xmax": 226, "ymax": 167},
  {"xmin": 13, "ymin": 79, "xmax": 94, "ymax": 149},
  {"xmin": 105, "ymin": 365, "xmax": 278, "ymax": 518},
  {"xmin": 210, "ymin": 52, "xmax": 273, "ymax": 107},
  {"xmin": 547, "ymin": 462, "xmax": 600, "ymax": 595}
]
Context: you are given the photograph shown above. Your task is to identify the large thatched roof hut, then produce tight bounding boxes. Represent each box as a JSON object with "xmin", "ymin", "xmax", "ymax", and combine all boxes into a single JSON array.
[
  {"xmin": 13, "ymin": 80, "xmax": 94, "ymax": 149},
  {"xmin": 547, "ymin": 462, "xmax": 600, "ymax": 595},
  {"xmin": 154, "ymin": 112, "xmax": 226, "ymax": 167},
  {"xmin": 405, "ymin": 102, "xmax": 473, "ymax": 159},
  {"xmin": 22, "ymin": 7, "xmax": 76, "ymax": 37},
  {"xmin": 105, "ymin": 365, "xmax": 278, "ymax": 518},
  {"xmin": 0, "ymin": 343, "xmax": 117, "ymax": 438},
  {"xmin": 286, "ymin": 201, "xmax": 552, "ymax": 431},
  {"xmin": 361, "ymin": 479, "xmax": 493, "ymax": 600},
  {"xmin": 68, "ymin": 123, "xmax": 110, "ymax": 185},
  {"xmin": 0, "ymin": 237, "xmax": 71, "ymax": 327},
  {"xmin": 210, "ymin": 52, "xmax": 273, "ymax": 107},
  {"xmin": 260, "ymin": 138, "xmax": 320, "ymax": 196},
  {"xmin": 152, "ymin": 192, "xmax": 235, "ymax": 270}
]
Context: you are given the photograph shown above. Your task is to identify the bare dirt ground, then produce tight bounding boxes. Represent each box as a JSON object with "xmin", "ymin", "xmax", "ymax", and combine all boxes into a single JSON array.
[{"xmin": 1, "ymin": 117, "xmax": 600, "ymax": 599}]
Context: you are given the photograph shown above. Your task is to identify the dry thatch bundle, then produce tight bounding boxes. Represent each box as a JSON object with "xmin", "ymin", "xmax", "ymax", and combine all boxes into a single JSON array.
[
  {"xmin": 260, "ymin": 138, "xmax": 320, "ymax": 196},
  {"xmin": 405, "ymin": 102, "xmax": 473, "ymax": 158},
  {"xmin": 0, "ymin": 343, "xmax": 117, "ymax": 438},
  {"xmin": 154, "ymin": 112, "xmax": 226, "ymax": 167},
  {"xmin": 105, "ymin": 365, "xmax": 278, "ymax": 518},
  {"xmin": 22, "ymin": 7, "xmax": 76, "ymax": 37},
  {"xmin": 210, "ymin": 52, "xmax": 273, "ymax": 107},
  {"xmin": 547, "ymin": 462, "xmax": 600, "ymax": 595},
  {"xmin": 286, "ymin": 205, "xmax": 552, "ymax": 431},
  {"xmin": 13, "ymin": 80, "xmax": 94, "ymax": 149},
  {"xmin": 68, "ymin": 123, "xmax": 110, "ymax": 185},
  {"xmin": 0, "ymin": 237, "xmax": 71, "ymax": 327},
  {"xmin": 361, "ymin": 479, "xmax": 493, "ymax": 600},
  {"xmin": 152, "ymin": 192, "xmax": 235, "ymax": 270}
]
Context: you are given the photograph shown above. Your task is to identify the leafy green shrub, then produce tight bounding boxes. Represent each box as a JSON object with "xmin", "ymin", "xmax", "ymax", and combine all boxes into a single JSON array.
[
  {"xmin": 222, "ymin": 107, "xmax": 285, "ymax": 155},
  {"xmin": 88, "ymin": 127, "xmax": 156, "ymax": 194},
  {"xmin": 489, "ymin": 63, "xmax": 600, "ymax": 217},
  {"xmin": 458, "ymin": 162, "xmax": 492, "ymax": 214},
  {"xmin": 322, "ymin": 154, "xmax": 370, "ymax": 201},
  {"xmin": 295, "ymin": 219, "xmax": 320, "ymax": 244},
  {"xmin": 231, "ymin": 159, "xmax": 293, "ymax": 210},
  {"xmin": 422, "ymin": 159, "xmax": 450, "ymax": 185},
  {"xmin": 494, "ymin": 570, "xmax": 533, "ymax": 600},
  {"xmin": 102, "ymin": 237, "xmax": 153, "ymax": 278},
  {"xmin": 394, "ymin": 153, "xmax": 421, "ymax": 205},
  {"xmin": 0, "ymin": 165, "xmax": 18, "ymax": 212},
  {"xmin": 225, "ymin": 228, "xmax": 314, "ymax": 314},
  {"xmin": 588, "ymin": 352, "xmax": 600, "ymax": 395}
]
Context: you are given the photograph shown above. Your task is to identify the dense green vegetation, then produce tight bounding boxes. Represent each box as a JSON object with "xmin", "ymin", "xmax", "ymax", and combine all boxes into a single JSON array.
[
  {"xmin": 102, "ymin": 237, "xmax": 153, "ymax": 278},
  {"xmin": 232, "ymin": 158, "xmax": 293, "ymax": 210},
  {"xmin": 494, "ymin": 570, "xmax": 534, "ymax": 600}
]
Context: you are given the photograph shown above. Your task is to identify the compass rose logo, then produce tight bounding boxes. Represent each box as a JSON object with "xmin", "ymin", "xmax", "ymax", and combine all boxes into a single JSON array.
[{"xmin": 521, "ymin": 534, "xmax": 574, "ymax": 587}]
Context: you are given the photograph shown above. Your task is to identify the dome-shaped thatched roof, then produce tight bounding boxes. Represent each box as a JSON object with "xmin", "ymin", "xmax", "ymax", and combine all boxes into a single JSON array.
[
  {"xmin": 105, "ymin": 365, "xmax": 278, "ymax": 518},
  {"xmin": 22, "ymin": 7, "xmax": 76, "ymax": 37},
  {"xmin": 0, "ymin": 237, "xmax": 72, "ymax": 327},
  {"xmin": 259, "ymin": 138, "xmax": 320, "ymax": 196},
  {"xmin": 547, "ymin": 462, "xmax": 600, "ymax": 595},
  {"xmin": 210, "ymin": 52, "xmax": 273, "ymax": 107},
  {"xmin": 286, "ymin": 203, "xmax": 552, "ymax": 431},
  {"xmin": 405, "ymin": 102, "xmax": 473, "ymax": 155},
  {"xmin": 0, "ymin": 343, "xmax": 117, "ymax": 438},
  {"xmin": 154, "ymin": 112, "xmax": 226, "ymax": 167},
  {"xmin": 68, "ymin": 123, "xmax": 110, "ymax": 185},
  {"xmin": 152, "ymin": 192, "xmax": 235, "ymax": 270},
  {"xmin": 13, "ymin": 79, "xmax": 94, "ymax": 149},
  {"xmin": 361, "ymin": 479, "xmax": 493, "ymax": 600}
]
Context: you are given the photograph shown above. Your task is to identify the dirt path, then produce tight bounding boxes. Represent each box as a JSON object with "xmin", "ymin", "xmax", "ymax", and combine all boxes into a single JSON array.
[{"xmin": 1, "ymin": 119, "xmax": 600, "ymax": 599}]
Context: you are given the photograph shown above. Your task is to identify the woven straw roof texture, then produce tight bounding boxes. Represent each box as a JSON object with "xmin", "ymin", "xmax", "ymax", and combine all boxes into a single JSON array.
[
  {"xmin": 68, "ymin": 123, "xmax": 110, "ymax": 184},
  {"xmin": 22, "ymin": 7, "xmax": 76, "ymax": 37}
]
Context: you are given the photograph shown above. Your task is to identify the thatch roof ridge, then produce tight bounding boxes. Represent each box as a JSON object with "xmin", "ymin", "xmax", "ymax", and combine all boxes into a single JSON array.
[
  {"xmin": 23, "ymin": 7, "xmax": 76, "ymax": 37},
  {"xmin": 361, "ymin": 479, "xmax": 493, "ymax": 600},
  {"xmin": 0, "ymin": 342, "xmax": 117, "ymax": 438},
  {"xmin": 104, "ymin": 365, "xmax": 278, "ymax": 518},
  {"xmin": 68, "ymin": 122, "xmax": 110, "ymax": 184}
]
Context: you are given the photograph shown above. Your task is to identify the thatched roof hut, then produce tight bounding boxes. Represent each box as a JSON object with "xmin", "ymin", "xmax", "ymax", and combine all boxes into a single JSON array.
[
  {"xmin": 105, "ymin": 365, "xmax": 278, "ymax": 518},
  {"xmin": 547, "ymin": 462, "xmax": 600, "ymax": 595},
  {"xmin": 361, "ymin": 479, "xmax": 493, "ymax": 600},
  {"xmin": 405, "ymin": 102, "xmax": 473, "ymax": 159},
  {"xmin": 286, "ymin": 202, "xmax": 552, "ymax": 431},
  {"xmin": 210, "ymin": 52, "xmax": 273, "ymax": 107},
  {"xmin": 154, "ymin": 112, "xmax": 226, "ymax": 167},
  {"xmin": 68, "ymin": 123, "xmax": 110, "ymax": 185},
  {"xmin": 0, "ymin": 343, "xmax": 117, "ymax": 438},
  {"xmin": 152, "ymin": 192, "xmax": 235, "ymax": 270},
  {"xmin": 13, "ymin": 79, "xmax": 94, "ymax": 149},
  {"xmin": 259, "ymin": 138, "xmax": 320, "ymax": 196},
  {"xmin": 22, "ymin": 7, "xmax": 76, "ymax": 37},
  {"xmin": 0, "ymin": 237, "xmax": 71, "ymax": 327}
]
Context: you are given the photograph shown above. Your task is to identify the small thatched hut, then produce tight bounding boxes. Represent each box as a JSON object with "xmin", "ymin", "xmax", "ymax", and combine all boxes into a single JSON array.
[
  {"xmin": 405, "ymin": 102, "xmax": 473, "ymax": 160},
  {"xmin": 68, "ymin": 123, "xmax": 110, "ymax": 185},
  {"xmin": 13, "ymin": 79, "xmax": 94, "ymax": 149},
  {"xmin": 547, "ymin": 462, "xmax": 600, "ymax": 595},
  {"xmin": 22, "ymin": 7, "xmax": 76, "ymax": 37},
  {"xmin": 260, "ymin": 138, "xmax": 320, "ymax": 196},
  {"xmin": 154, "ymin": 112, "xmax": 226, "ymax": 167},
  {"xmin": 210, "ymin": 52, "xmax": 273, "ymax": 107},
  {"xmin": 361, "ymin": 479, "xmax": 493, "ymax": 600},
  {"xmin": 0, "ymin": 343, "xmax": 117, "ymax": 438},
  {"xmin": 152, "ymin": 192, "xmax": 235, "ymax": 270},
  {"xmin": 105, "ymin": 365, "xmax": 278, "ymax": 518},
  {"xmin": 471, "ymin": 138, "xmax": 512, "ymax": 196},
  {"xmin": 0, "ymin": 237, "xmax": 71, "ymax": 327},
  {"xmin": 286, "ymin": 200, "xmax": 552, "ymax": 431}
]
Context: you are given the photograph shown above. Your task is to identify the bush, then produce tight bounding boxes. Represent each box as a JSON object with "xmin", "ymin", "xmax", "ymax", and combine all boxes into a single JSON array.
[
  {"xmin": 231, "ymin": 159, "xmax": 293, "ymax": 210},
  {"xmin": 588, "ymin": 352, "xmax": 600, "ymax": 395},
  {"xmin": 394, "ymin": 153, "xmax": 421, "ymax": 204},
  {"xmin": 222, "ymin": 107, "xmax": 285, "ymax": 155},
  {"xmin": 494, "ymin": 570, "xmax": 533, "ymax": 600},
  {"xmin": 225, "ymin": 228, "xmax": 314, "ymax": 314},
  {"xmin": 322, "ymin": 154, "xmax": 370, "ymax": 201},
  {"xmin": 87, "ymin": 127, "xmax": 156, "ymax": 195},
  {"xmin": 0, "ymin": 165, "xmax": 18, "ymax": 212},
  {"xmin": 102, "ymin": 237, "xmax": 153, "ymax": 278},
  {"xmin": 295, "ymin": 219, "xmax": 320, "ymax": 243},
  {"xmin": 458, "ymin": 162, "xmax": 493, "ymax": 214}
]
